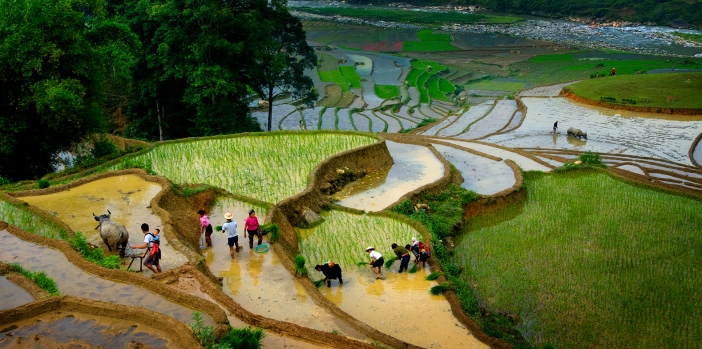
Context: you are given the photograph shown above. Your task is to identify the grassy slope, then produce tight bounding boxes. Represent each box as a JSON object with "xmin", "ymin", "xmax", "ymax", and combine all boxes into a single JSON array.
[
  {"xmin": 565, "ymin": 72, "xmax": 702, "ymax": 109},
  {"xmin": 454, "ymin": 171, "xmax": 702, "ymax": 348}
]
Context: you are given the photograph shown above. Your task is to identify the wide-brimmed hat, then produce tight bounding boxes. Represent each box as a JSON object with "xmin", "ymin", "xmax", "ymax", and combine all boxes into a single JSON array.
[
  {"xmin": 411, "ymin": 237, "xmax": 417, "ymax": 242},
  {"xmin": 224, "ymin": 212, "xmax": 233, "ymax": 220},
  {"xmin": 365, "ymin": 246, "xmax": 374, "ymax": 252}
]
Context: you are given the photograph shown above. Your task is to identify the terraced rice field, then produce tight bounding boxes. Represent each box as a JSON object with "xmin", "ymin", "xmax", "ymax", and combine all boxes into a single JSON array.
[{"xmin": 111, "ymin": 133, "xmax": 377, "ymax": 203}]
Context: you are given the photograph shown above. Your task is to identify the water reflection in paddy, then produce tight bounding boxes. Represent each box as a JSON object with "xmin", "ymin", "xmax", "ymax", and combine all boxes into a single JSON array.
[
  {"xmin": 334, "ymin": 141, "xmax": 444, "ymax": 211},
  {"xmin": 0, "ymin": 313, "xmax": 169, "ymax": 348},
  {"xmin": 0, "ymin": 276, "xmax": 34, "ymax": 310},
  {"xmin": 0, "ymin": 229, "xmax": 212, "ymax": 326}
]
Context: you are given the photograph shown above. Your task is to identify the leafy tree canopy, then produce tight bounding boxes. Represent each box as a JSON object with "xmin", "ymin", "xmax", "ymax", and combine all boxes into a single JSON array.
[{"xmin": 0, "ymin": 0, "xmax": 137, "ymax": 181}]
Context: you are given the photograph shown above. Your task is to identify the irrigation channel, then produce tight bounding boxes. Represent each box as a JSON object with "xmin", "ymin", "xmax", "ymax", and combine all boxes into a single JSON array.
[{"xmin": 3, "ymin": 69, "xmax": 702, "ymax": 347}]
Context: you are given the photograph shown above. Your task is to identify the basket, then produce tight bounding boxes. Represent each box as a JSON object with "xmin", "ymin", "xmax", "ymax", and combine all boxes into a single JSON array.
[{"xmin": 254, "ymin": 243, "xmax": 270, "ymax": 253}]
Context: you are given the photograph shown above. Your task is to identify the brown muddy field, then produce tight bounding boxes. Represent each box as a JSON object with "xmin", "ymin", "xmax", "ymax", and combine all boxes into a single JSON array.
[
  {"xmin": 0, "ymin": 312, "xmax": 171, "ymax": 349},
  {"xmin": 19, "ymin": 175, "xmax": 188, "ymax": 272}
]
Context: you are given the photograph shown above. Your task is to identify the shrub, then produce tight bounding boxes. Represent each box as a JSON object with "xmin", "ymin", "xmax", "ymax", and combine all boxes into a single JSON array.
[
  {"xmin": 67, "ymin": 232, "xmax": 121, "ymax": 269},
  {"xmin": 580, "ymin": 151, "xmax": 603, "ymax": 165},
  {"xmin": 0, "ymin": 176, "xmax": 12, "ymax": 186},
  {"xmin": 219, "ymin": 327, "xmax": 265, "ymax": 349},
  {"xmin": 91, "ymin": 139, "xmax": 117, "ymax": 158},
  {"xmin": 37, "ymin": 179, "xmax": 50, "ymax": 189},
  {"xmin": 191, "ymin": 312, "xmax": 217, "ymax": 348},
  {"xmin": 260, "ymin": 223, "xmax": 280, "ymax": 243}
]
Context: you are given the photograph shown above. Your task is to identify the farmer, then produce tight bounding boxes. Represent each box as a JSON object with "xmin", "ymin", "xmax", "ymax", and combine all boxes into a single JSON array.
[
  {"xmin": 222, "ymin": 211, "xmax": 239, "ymax": 258},
  {"xmin": 244, "ymin": 209, "xmax": 262, "ymax": 249},
  {"xmin": 410, "ymin": 237, "xmax": 420, "ymax": 262},
  {"xmin": 315, "ymin": 261, "xmax": 343, "ymax": 287},
  {"xmin": 366, "ymin": 246, "xmax": 384, "ymax": 279},
  {"xmin": 198, "ymin": 210, "xmax": 213, "ymax": 247},
  {"xmin": 610, "ymin": 67, "xmax": 616, "ymax": 76},
  {"xmin": 391, "ymin": 243, "xmax": 411, "ymax": 273},
  {"xmin": 131, "ymin": 223, "xmax": 161, "ymax": 273},
  {"xmin": 553, "ymin": 120, "xmax": 558, "ymax": 134}
]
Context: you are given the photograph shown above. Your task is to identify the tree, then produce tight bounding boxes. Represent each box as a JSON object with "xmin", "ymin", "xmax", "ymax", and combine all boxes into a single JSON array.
[
  {"xmin": 0, "ymin": 0, "xmax": 136, "ymax": 181},
  {"xmin": 120, "ymin": 0, "xmax": 262, "ymax": 139},
  {"xmin": 250, "ymin": 0, "xmax": 318, "ymax": 131}
]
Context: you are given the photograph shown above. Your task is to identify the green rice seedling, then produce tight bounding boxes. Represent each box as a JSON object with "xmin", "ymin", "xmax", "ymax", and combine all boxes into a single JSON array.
[
  {"xmin": 215, "ymin": 225, "xmax": 223, "ymax": 232},
  {"xmin": 298, "ymin": 210, "xmax": 418, "ymax": 275},
  {"xmin": 110, "ymin": 133, "xmax": 376, "ymax": 203},
  {"xmin": 10, "ymin": 263, "xmax": 60, "ymax": 296},
  {"xmin": 425, "ymin": 271, "xmax": 442, "ymax": 281},
  {"xmin": 455, "ymin": 171, "xmax": 702, "ymax": 348},
  {"xmin": 384, "ymin": 256, "xmax": 397, "ymax": 269},
  {"xmin": 430, "ymin": 282, "xmax": 451, "ymax": 295},
  {"xmin": 356, "ymin": 261, "xmax": 369, "ymax": 266},
  {"xmin": 408, "ymin": 264, "xmax": 418, "ymax": 273},
  {"xmin": 0, "ymin": 200, "xmax": 66, "ymax": 239},
  {"xmin": 313, "ymin": 278, "xmax": 326, "ymax": 288},
  {"xmin": 294, "ymin": 255, "xmax": 308, "ymax": 277}
]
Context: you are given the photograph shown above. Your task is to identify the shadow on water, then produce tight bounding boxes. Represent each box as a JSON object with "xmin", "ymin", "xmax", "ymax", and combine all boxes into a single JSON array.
[
  {"xmin": 566, "ymin": 136, "xmax": 587, "ymax": 147},
  {"xmin": 0, "ymin": 313, "xmax": 168, "ymax": 348}
]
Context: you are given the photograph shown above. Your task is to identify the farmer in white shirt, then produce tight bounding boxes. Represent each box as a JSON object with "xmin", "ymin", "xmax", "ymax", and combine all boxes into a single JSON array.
[{"xmin": 366, "ymin": 246, "xmax": 384, "ymax": 279}]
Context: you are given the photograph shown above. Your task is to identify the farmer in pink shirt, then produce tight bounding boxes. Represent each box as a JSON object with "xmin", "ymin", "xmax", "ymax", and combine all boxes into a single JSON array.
[
  {"xmin": 198, "ymin": 209, "xmax": 213, "ymax": 247},
  {"xmin": 244, "ymin": 209, "xmax": 262, "ymax": 249}
]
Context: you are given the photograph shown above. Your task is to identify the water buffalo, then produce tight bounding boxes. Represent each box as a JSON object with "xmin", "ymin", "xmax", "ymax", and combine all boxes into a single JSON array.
[
  {"xmin": 93, "ymin": 210, "xmax": 129, "ymax": 258},
  {"xmin": 567, "ymin": 127, "xmax": 587, "ymax": 140}
]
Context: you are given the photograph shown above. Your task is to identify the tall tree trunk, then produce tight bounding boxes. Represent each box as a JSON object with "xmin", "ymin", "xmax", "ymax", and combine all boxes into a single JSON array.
[
  {"xmin": 156, "ymin": 99, "xmax": 163, "ymax": 141},
  {"xmin": 267, "ymin": 85, "xmax": 274, "ymax": 131}
]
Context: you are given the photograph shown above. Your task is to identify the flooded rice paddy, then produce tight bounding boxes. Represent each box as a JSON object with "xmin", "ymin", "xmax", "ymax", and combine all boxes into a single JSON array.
[
  {"xmin": 439, "ymin": 139, "xmax": 552, "ymax": 172},
  {"xmin": 433, "ymin": 144, "xmax": 516, "ymax": 195},
  {"xmin": 299, "ymin": 210, "xmax": 488, "ymax": 349},
  {"xmin": 0, "ymin": 312, "xmax": 169, "ymax": 349},
  {"xmin": 334, "ymin": 141, "xmax": 444, "ymax": 211},
  {"xmin": 483, "ymin": 97, "xmax": 702, "ymax": 166},
  {"xmin": 0, "ymin": 276, "xmax": 34, "ymax": 310},
  {"xmin": 205, "ymin": 198, "xmax": 368, "ymax": 341},
  {"xmin": 19, "ymin": 175, "xmax": 188, "ymax": 271},
  {"xmin": 0, "ymin": 229, "xmax": 212, "ymax": 326}
]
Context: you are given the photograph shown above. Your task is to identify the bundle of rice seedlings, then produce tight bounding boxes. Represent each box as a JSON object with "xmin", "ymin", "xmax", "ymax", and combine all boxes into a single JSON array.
[
  {"xmin": 384, "ymin": 256, "xmax": 397, "ymax": 269},
  {"xmin": 313, "ymin": 279, "xmax": 326, "ymax": 288},
  {"xmin": 425, "ymin": 271, "xmax": 442, "ymax": 280},
  {"xmin": 294, "ymin": 255, "xmax": 308, "ymax": 277},
  {"xmin": 356, "ymin": 261, "xmax": 369, "ymax": 266},
  {"xmin": 430, "ymin": 282, "xmax": 451, "ymax": 295},
  {"xmin": 408, "ymin": 264, "xmax": 418, "ymax": 273}
]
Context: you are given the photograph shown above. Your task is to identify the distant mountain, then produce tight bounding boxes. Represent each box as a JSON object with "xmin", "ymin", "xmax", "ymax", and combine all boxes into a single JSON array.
[{"xmin": 345, "ymin": 0, "xmax": 702, "ymax": 28}]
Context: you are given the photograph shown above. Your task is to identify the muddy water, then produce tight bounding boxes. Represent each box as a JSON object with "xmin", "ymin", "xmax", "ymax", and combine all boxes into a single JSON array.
[
  {"xmin": 433, "ymin": 144, "xmax": 516, "ymax": 195},
  {"xmin": 0, "ymin": 276, "xmax": 34, "ymax": 310},
  {"xmin": 0, "ymin": 229, "xmax": 212, "ymax": 326},
  {"xmin": 206, "ymin": 198, "xmax": 369, "ymax": 342},
  {"xmin": 483, "ymin": 97, "xmax": 702, "ymax": 166},
  {"xmin": 332, "ymin": 167, "xmax": 391, "ymax": 201},
  {"xmin": 20, "ymin": 175, "xmax": 188, "ymax": 272},
  {"xmin": 320, "ymin": 267, "xmax": 488, "ymax": 349},
  {"xmin": 0, "ymin": 312, "xmax": 169, "ymax": 348},
  {"xmin": 334, "ymin": 141, "xmax": 444, "ymax": 211}
]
